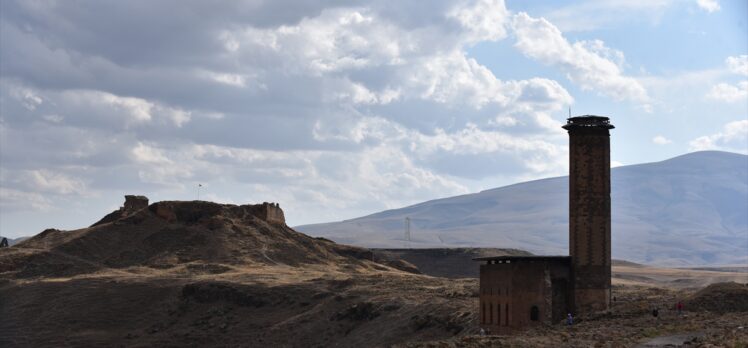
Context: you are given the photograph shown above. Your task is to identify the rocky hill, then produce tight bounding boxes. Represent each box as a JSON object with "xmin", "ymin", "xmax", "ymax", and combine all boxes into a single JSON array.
[
  {"xmin": 297, "ymin": 151, "xmax": 748, "ymax": 266},
  {"xmin": 1, "ymin": 196, "xmax": 745, "ymax": 347},
  {"xmin": 0, "ymin": 196, "xmax": 480, "ymax": 347},
  {"xmin": 1, "ymin": 199, "xmax": 376, "ymax": 279}
]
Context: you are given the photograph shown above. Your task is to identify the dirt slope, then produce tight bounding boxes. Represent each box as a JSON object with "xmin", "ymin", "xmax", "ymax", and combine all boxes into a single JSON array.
[
  {"xmin": 373, "ymin": 248, "xmax": 531, "ymax": 278},
  {"xmin": 1, "ymin": 200, "xmax": 373, "ymax": 279},
  {"xmin": 684, "ymin": 282, "xmax": 748, "ymax": 313},
  {"xmin": 0, "ymin": 199, "xmax": 475, "ymax": 347},
  {"xmin": 1, "ymin": 198, "xmax": 746, "ymax": 347}
]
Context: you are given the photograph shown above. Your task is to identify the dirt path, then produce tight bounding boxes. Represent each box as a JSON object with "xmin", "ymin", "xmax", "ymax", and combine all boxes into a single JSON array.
[{"xmin": 635, "ymin": 331, "xmax": 705, "ymax": 347}]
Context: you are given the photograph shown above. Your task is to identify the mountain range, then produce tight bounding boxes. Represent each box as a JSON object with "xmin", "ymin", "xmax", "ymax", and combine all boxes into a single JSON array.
[{"xmin": 296, "ymin": 151, "xmax": 748, "ymax": 266}]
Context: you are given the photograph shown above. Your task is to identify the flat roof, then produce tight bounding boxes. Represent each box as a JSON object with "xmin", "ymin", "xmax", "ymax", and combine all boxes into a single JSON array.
[{"xmin": 473, "ymin": 255, "xmax": 571, "ymax": 262}]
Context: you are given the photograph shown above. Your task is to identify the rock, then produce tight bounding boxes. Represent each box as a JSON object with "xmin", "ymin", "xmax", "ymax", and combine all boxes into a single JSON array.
[{"xmin": 333, "ymin": 302, "xmax": 380, "ymax": 321}]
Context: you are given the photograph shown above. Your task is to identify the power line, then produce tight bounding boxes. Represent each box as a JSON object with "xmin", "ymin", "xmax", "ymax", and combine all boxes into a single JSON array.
[{"xmin": 404, "ymin": 217, "xmax": 411, "ymax": 249}]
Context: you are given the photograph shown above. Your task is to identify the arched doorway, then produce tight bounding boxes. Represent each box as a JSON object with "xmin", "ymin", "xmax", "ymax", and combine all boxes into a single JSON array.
[{"xmin": 530, "ymin": 305, "xmax": 539, "ymax": 321}]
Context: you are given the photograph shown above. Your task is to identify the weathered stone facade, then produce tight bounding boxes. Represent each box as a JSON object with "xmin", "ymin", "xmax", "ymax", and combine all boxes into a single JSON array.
[
  {"xmin": 563, "ymin": 116, "xmax": 613, "ymax": 314},
  {"xmin": 91, "ymin": 195, "xmax": 150, "ymax": 227},
  {"xmin": 259, "ymin": 202, "xmax": 286, "ymax": 224},
  {"xmin": 476, "ymin": 115, "xmax": 614, "ymax": 331},
  {"xmin": 477, "ymin": 256, "xmax": 571, "ymax": 334},
  {"xmin": 124, "ymin": 195, "xmax": 149, "ymax": 212}
]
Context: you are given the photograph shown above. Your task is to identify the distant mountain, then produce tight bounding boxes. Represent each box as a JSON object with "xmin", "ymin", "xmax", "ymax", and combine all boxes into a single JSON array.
[{"xmin": 296, "ymin": 151, "xmax": 748, "ymax": 266}]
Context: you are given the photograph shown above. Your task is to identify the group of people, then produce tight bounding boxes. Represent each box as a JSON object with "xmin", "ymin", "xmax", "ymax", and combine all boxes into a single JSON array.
[
  {"xmin": 652, "ymin": 301, "xmax": 685, "ymax": 324},
  {"xmin": 478, "ymin": 300, "xmax": 686, "ymax": 335}
]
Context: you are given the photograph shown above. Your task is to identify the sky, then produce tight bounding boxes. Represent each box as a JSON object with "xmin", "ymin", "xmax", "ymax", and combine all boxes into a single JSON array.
[{"xmin": 1, "ymin": 0, "xmax": 746, "ymax": 238}]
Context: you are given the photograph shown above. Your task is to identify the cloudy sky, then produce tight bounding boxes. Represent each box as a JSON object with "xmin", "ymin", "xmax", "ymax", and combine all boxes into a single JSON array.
[{"xmin": 1, "ymin": 0, "xmax": 746, "ymax": 238}]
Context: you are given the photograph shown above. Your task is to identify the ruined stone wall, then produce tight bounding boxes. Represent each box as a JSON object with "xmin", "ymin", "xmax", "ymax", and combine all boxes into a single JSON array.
[
  {"xmin": 255, "ymin": 202, "xmax": 286, "ymax": 225},
  {"xmin": 565, "ymin": 120, "xmax": 613, "ymax": 314},
  {"xmin": 263, "ymin": 202, "xmax": 285, "ymax": 224},
  {"xmin": 123, "ymin": 195, "xmax": 149, "ymax": 212},
  {"xmin": 479, "ymin": 259, "xmax": 571, "ymax": 333}
]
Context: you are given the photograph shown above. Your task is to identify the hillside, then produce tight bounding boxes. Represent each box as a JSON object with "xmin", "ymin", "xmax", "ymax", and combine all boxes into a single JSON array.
[
  {"xmin": 296, "ymin": 151, "xmax": 748, "ymax": 266},
  {"xmin": 1, "ymin": 200, "xmax": 376, "ymax": 279},
  {"xmin": 373, "ymin": 248, "xmax": 531, "ymax": 278},
  {"xmin": 0, "ymin": 198, "xmax": 481, "ymax": 347},
  {"xmin": 1, "ymin": 196, "xmax": 746, "ymax": 347}
]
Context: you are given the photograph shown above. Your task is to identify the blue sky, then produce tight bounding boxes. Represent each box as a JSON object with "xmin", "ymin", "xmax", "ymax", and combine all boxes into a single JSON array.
[{"xmin": 1, "ymin": 0, "xmax": 746, "ymax": 238}]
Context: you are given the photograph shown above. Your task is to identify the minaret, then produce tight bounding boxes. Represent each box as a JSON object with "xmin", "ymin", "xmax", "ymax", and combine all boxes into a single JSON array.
[{"xmin": 562, "ymin": 115, "xmax": 614, "ymax": 314}]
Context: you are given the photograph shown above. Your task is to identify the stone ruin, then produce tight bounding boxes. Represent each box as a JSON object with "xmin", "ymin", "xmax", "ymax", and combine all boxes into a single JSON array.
[
  {"xmin": 90, "ymin": 195, "xmax": 150, "ymax": 227},
  {"xmin": 476, "ymin": 115, "xmax": 615, "ymax": 333},
  {"xmin": 123, "ymin": 195, "xmax": 149, "ymax": 212},
  {"xmin": 146, "ymin": 200, "xmax": 286, "ymax": 226},
  {"xmin": 259, "ymin": 202, "xmax": 286, "ymax": 224},
  {"xmin": 93, "ymin": 195, "xmax": 286, "ymax": 227}
]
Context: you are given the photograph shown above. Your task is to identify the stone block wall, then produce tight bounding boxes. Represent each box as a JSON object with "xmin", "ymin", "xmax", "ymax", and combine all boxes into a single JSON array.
[
  {"xmin": 478, "ymin": 257, "xmax": 571, "ymax": 334},
  {"xmin": 563, "ymin": 116, "xmax": 613, "ymax": 315},
  {"xmin": 124, "ymin": 195, "xmax": 149, "ymax": 212},
  {"xmin": 259, "ymin": 202, "xmax": 286, "ymax": 224}
]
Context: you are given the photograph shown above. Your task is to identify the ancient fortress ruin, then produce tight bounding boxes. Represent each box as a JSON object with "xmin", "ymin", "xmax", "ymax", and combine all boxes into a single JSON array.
[
  {"xmin": 476, "ymin": 115, "xmax": 614, "ymax": 332},
  {"xmin": 92, "ymin": 196, "xmax": 286, "ymax": 227}
]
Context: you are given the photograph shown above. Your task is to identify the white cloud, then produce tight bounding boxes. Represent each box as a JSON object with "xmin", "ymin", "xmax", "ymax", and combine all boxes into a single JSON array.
[
  {"xmin": 410, "ymin": 122, "xmax": 567, "ymax": 177},
  {"xmin": 696, "ymin": 0, "xmax": 720, "ymax": 13},
  {"xmin": 9, "ymin": 86, "xmax": 43, "ymax": 110},
  {"xmin": 706, "ymin": 81, "xmax": 748, "ymax": 103},
  {"xmin": 0, "ymin": 0, "xmax": 584, "ymax": 232},
  {"xmin": 42, "ymin": 114, "xmax": 64, "ymax": 123},
  {"xmin": 179, "ymin": 141, "xmax": 470, "ymax": 214},
  {"xmin": 689, "ymin": 120, "xmax": 748, "ymax": 153},
  {"xmin": 98, "ymin": 92, "xmax": 153, "ymax": 123},
  {"xmin": 726, "ymin": 55, "xmax": 748, "ymax": 76},
  {"xmin": 448, "ymin": 0, "xmax": 508, "ymax": 43},
  {"xmin": 26, "ymin": 170, "xmax": 87, "ymax": 195},
  {"xmin": 131, "ymin": 142, "xmax": 172, "ymax": 164},
  {"xmin": 413, "ymin": 123, "xmax": 557, "ymax": 156},
  {"xmin": 208, "ymin": 72, "xmax": 247, "ymax": 87},
  {"xmin": 652, "ymin": 135, "xmax": 672, "ymax": 145},
  {"xmin": 704, "ymin": 56, "xmax": 748, "ymax": 103},
  {"xmin": 0, "ymin": 187, "xmax": 53, "ymax": 212},
  {"xmin": 541, "ymin": 0, "xmax": 673, "ymax": 32},
  {"xmin": 168, "ymin": 109, "xmax": 191, "ymax": 127},
  {"xmin": 511, "ymin": 12, "xmax": 650, "ymax": 107}
]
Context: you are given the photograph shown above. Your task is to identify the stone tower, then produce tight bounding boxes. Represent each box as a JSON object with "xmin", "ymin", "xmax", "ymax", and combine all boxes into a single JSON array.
[{"xmin": 562, "ymin": 115, "xmax": 614, "ymax": 314}]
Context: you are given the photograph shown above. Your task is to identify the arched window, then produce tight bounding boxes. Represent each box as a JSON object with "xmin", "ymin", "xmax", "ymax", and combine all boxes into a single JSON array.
[
  {"xmin": 489, "ymin": 303, "xmax": 493, "ymax": 324},
  {"xmin": 498, "ymin": 302, "xmax": 502, "ymax": 326},
  {"xmin": 530, "ymin": 305, "xmax": 539, "ymax": 321}
]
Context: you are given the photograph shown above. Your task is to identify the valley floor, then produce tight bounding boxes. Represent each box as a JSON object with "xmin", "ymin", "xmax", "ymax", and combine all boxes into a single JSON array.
[{"xmin": 1, "ymin": 261, "xmax": 746, "ymax": 347}]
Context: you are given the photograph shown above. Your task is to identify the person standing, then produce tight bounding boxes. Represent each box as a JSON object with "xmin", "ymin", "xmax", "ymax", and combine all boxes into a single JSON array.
[
  {"xmin": 566, "ymin": 313, "xmax": 573, "ymax": 326},
  {"xmin": 677, "ymin": 301, "xmax": 683, "ymax": 316}
]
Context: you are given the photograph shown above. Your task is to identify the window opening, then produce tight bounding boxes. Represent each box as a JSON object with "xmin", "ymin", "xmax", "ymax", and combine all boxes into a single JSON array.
[
  {"xmin": 505, "ymin": 303, "xmax": 509, "ymax": 326},
  {"xmin": 489, "ymin": 303, "xmax": 493, "ymax": 324},
  {"xmin": 530, "ymin": 305, "xmax": 539, "ymax": 321}
]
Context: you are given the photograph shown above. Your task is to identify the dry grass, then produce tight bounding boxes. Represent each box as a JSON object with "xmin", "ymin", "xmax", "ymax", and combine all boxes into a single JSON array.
[{"xmin": 1, "ymin": 201, "xmax": 745, "ymax": 347}]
